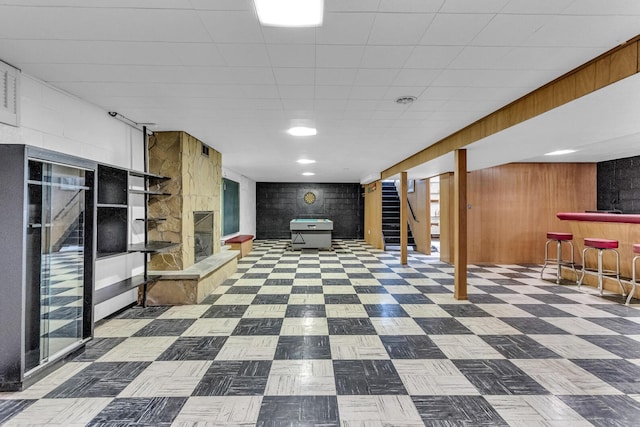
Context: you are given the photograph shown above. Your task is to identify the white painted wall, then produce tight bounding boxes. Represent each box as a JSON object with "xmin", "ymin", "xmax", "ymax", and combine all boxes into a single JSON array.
[
  {"xmin": 222, "ymin": 166, "xmax": 256, "ymax": 239},
  {"xmin": 0, "ymin": 72, "xmax": 146, "ymax": 320}
]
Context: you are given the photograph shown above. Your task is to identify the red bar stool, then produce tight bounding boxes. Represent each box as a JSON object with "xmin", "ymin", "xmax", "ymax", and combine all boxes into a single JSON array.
[
  {"xmin": 578, "ymin": 238, "xmax": 626, "ymax": 297},
  {"xmin": 541, "ymin": 232, "xmax": 577, "ymax": 284},
  {"xmin": 626, "ymin": 244, "xmax": 640, "ymax": 305}
]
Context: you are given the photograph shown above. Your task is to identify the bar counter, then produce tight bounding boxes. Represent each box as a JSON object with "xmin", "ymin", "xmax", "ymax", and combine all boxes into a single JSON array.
[{"xmin": 557, "ymin": 212, "xmax": 640, "ymax": 299}]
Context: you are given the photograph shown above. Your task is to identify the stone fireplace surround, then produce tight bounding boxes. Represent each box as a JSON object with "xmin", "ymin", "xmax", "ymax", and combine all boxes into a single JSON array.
[{"xmin": 143, "ymin": 131, "xmax": 238, "ymax": 305}]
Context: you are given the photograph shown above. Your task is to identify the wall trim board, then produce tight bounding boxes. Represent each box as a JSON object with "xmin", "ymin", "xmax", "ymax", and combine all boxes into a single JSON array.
[{"xmin": 381, "ymin": 34, "xmax": 640, "ymax": 179}]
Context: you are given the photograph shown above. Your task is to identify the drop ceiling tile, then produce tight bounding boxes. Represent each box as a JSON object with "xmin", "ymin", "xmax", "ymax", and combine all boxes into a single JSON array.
[
  {"xmin": 0, "ymin": 6, "xmax": 211, "ymax": 42},
  {"xmin": 316, "ymin": 12, "xmax": 377, "ymax": 45},
  {"xmin": 316, "ymin": 45, "xmax": 365, "ymax": 68},
  {"xmin": 231, "ymin": 67, "xmax": 276, "ymax": 85},
  {"xmin": 190, "ymin": 0, "xmax": 252, "ymax": 10},
  {"xmin": 405, "ymin": 98, "xmax": 447, "ymax": 111},
  {"xmin": 393, "ymin": 68, "xmax": 441, "ymax": 86},
  {"xmin": 562, "ymin": 0, "xmax": 640, "ymax": 15},
  {"xmin": 526, "ymin": 15, "xmax": 640, "ymax": 47},
  {"xmin": 384, "ymin": 86, "xmax": 427, "ymax": 101},
  {"xmin": 277, "ymin": 85, "xmax": 315, "ymax": 99},
  {"xmin": 367, "ymin": 13, "xmax": 433, "ymax": 45},
  {"xmin": 242, "ymin": 85, "xmax": 280, "ymax": 99},
  {"xmin": 440, "ymin": 0, "xmax": 509, "ymax": 13},
  {"xmin": 353, "ymin": 68, "xmax": 399, "ymax": 86},
  {"xmin": 267, "ymin": 44, "xmax": 316, "ymax": 67},
  {"xmin": 431, "ymin": 69, "xmax": 476, "ymax": 86},
  {"xmin": 359, "ymin": 46, "xmax": 414, "ymax": 68},
  {"xmin": 217, "ymin": 44, "xmax": 270, "ymax": 67},
  {"xmin": 314, "ymin": 99, "xmax": 349, "ymax": 110},
  {"xmin": 501, "ymin": 0, "xmax": 573, "ymax": 14},
  {"xmin": 349, "ymin": 85, "xmax": 389, "ymax": 100},
  {"xmin": 473, "ymin": 14, "xmax": 552, "ymax": 46},
  {"xmin": 449, "ymin": 46, "xmax": 512, "ymax": 69},
  {"xmin": 281, "ymin": 99, "xmax": 315, "ymax": 111},
  {"xmin": 315, "ymin": 68, "xmax": 358, "ymax": 86},
  {"xmin": 198, "ymin": 10, "xmax": 263, "ymax": 43},
  {"xmin": 324, "ymin": 0, "xmax": 380, "ymax": 12},
  {"xmin": 496, "ymin": 46, "xmax": 602, "ymax": 71},
  {"xmin": 378, "ymin": 0, "xmax": 445, "ymax": 13},
  {"xmin": 315, "ymin": 85, "xmax": 351, "ymax": 100},
  {"xmin": 404, "ymin": 45, "xmax": 463, "ymax": 68},
  {"xmin": 262, "ymin": 26, "xmax": 316, "ymax": 45},
  {"xmin": 345, "ymin": 100, "xmax": 380, "ymax": 111},
  {"xmin": 470, "ymin": 69, "xmax": 551, "ymax": 88},
  {"xmin": 419, "ymin": 13, "xmax": 494, "ymax": 45},
  {"xmin": 273, "ymin": 68, "xmax": 315, "ymax": 85}
]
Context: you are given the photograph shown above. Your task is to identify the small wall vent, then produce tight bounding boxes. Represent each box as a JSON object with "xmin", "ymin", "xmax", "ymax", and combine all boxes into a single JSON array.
[
  {"xmin": 201, "ymin": 144, "xmax": 209, "ymax": 157},
  {"xmin": 0, "ymin": 60, "xmax": 19, "ymax": 127}
]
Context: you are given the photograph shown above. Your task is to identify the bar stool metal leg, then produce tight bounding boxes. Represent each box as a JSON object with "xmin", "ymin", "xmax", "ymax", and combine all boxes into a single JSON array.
[{"xmin": 628, "ymin": 255, "xmax": 640, "ymax": 306}]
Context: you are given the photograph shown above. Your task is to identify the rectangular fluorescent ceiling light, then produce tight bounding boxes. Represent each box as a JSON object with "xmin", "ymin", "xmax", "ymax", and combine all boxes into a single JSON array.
[
  {"xmin": 544, "ymin": 149, "xmax": 576, "ymax": 156},
  {"xmin": 254, "ymin": 0, "xmax": 323, "ymax": 27}
]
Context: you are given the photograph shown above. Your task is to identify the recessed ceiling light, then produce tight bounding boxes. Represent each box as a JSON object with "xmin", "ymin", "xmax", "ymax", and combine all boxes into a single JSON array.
[
  {"xmin": 254, "ymin": 0, "xmax": 324, "ymax": 27},
  {"xmin": 395, "ymin": 96, "xmax": 417, "ymax": 105},
  {"xmin": 302, "ymin": 172, "xmax": 315, "ymax": 176},
  {"xmin": 297, "ymin": 159, "xmax": 316, "ymax": 164},
  {"xmin": 544, "ymin": 149, "xmax": 576, "ymax": 156},
  {"xmin": 288, "ymin": 126, "xmax": 317, "ymax": 136}
]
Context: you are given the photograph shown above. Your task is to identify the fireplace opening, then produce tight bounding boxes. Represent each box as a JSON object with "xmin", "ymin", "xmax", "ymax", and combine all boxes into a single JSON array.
[{"xmin": 194, "ymin": 211, "xmax": 213, "ymax": 263}]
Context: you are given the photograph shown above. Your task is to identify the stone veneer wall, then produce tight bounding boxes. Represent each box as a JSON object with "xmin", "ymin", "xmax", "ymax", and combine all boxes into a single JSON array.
[
  {"xmin": 148, "ymin": 131, "xmax": 222, "ymax": 270},
  {"xmin": 597, "ymin": 154, "xmax": 640, "ymax": 214}
]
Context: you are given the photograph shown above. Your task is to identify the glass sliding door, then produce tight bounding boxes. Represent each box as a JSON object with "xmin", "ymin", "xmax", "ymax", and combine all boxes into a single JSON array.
[{"xmin": 26, "ymin": 160, "xmax": 91, "ymax": 372}]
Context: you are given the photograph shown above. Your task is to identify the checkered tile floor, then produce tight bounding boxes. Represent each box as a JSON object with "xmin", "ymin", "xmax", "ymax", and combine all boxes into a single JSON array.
[{"xmin": 3, "ymin": 239, "xmax": 640, "ymax": 426}]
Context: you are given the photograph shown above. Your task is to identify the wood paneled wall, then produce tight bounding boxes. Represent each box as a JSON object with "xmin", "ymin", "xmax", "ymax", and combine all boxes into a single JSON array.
[
  {"xmin": 381, "ymin": 36, "xmax": 640, "ymax": 180},
  {"xmin": 440, "ymin": 163, "xmax": 597, "ymax": 264},
  {"xmin": 439, "ymin": 173, "xmax": 454, "ymax": 263},
  {"xmin": 363, "ymin": 181, "xmax": 383, "ymax": 249},
  {"xmin": 408, "ymin": 179, "xmax": 431, "ymax": 254}
]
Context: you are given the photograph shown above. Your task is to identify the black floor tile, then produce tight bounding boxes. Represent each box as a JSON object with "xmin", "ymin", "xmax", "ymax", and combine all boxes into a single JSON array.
[
  {"xmin": 585, "ymin": 317, "xmax": 640, "ymax": 334},
  {"xmin": 481, "ymin": 335, "xmax": 560, "ymax": 359},
  {"xmin": 439, "ymin": 304, "xmax": 491, "ymax": 317},
  {"xmin": 275, "ymin": 336, "xmax": 332, "ymax": 359},
  {"xmin": 114, "ymin": 306, "xmax": 171, "ymax": 319},
  {"xmin": 192, "ymin": 360, "xmax": 271, "ymax": 396},
  {"xmin": 381, "ymin": 335, "xmax": 447, "ymax": 359},
  {"xmin": 354, "ymin": 285, "xmax": 388, "ymax": 294},
  {"xmin": 560, "ymin": 395, "xmax": 640, "ymax": 427},
  {"xmin": 528, "ymin": 293, "xmax": 576, "ymax": 304},
  {"xmin": 415, "ymin": 285, "xmax": 453, "ymax": 294},
  {"xmin": 499, "ymin": 317, "xmax": 569, "ymax": 334},
  {"xmin": 226, "ymin": 286, "xmax": 261, "ymax": 294},
  {"xmin": 412, "ymin": 395, "xmax": 509, "ymax": 427},
  {"xmin": 0, "ymin": 400, "xmax": 36, "ymax": 424},
  {"xmin": 285, "ymin": 304, "xmax": 326, "ymax": 318},
  {"xmin": 87, "ymin": 397, "xmax": 187, "ymax": 426},
  {"xmin": 364, "ymin": 304, "xmax": 409, "ymax": 317},
  {"xmin": 473, "ymin": 285, "xmax": 518, "ymax": 294},
  {"xmin": 378, "ymin": 279, "xmax": 410, "ymax": 286},
  {"xmin": 571, "ymin": 359, "xmax": 640, "ymax": 393},
  {"xmin": 467, "ymin": 294, "xmax": 508, "ymax": 304},
  {"xmin": 157, "ymin": 336, "xmax": 228, "ymax": 361},
  {"xmin": 291, "ymin": 285, "xmax": 324, "ymax": 294},
  {"xmin": 257, "ymin": 396, "xmax": 339, "ymax": 427},
  {"xmin": 324, "ymin": 294, "xmax": 361, "ymax": 304},
  {"xmin": 514, "ymin": 304, "xmax": 576, "ymax": 317},
  {"xmin": 132, "ymin": 319, "xmax": 195, "ymax": 337},
  {"xmin": 390, "ymin": 293, "xmax": 433, "ymax": 304},
  {"xmin": 251, "ymin": 294, "xmax": 290, "ymax": 305},
  {"xmin": 73, "ymin": 337, "xmax": 127, "ymax": 362},
  {"xmin": 328, "ymin": 318, "xmax": 377, "ymax": 335},
  {"xmin": 45, "ymin": 362, "xmax": 150, "ymax": 398},
  {"xmin": 322, "ymin": 278, "xmax": 352, "ymax": 286},
  {"xmin": 333, "ymin": 360, "xmax": 407, "ymax": 395},
  {"xmin": 414, "ymin": 317, "xmax": 473, "ymax": 335},
  {"xmin": 579, "ymin": 335, "xmax": 640, "ymax": 359},
  {"xmin": 264, "ymin": 279, "xmax": 294, "ymax": 286},
  {"xmin": 201, "ymin": 305, "xmax": 249, "ymax": 318},
  {"xmin": 453, "ymin": 359, "xmax": 549, "ymax": 395},
  {"xmin": 232, "ymin": 318, "xmax": 283, "ymax": 336}
]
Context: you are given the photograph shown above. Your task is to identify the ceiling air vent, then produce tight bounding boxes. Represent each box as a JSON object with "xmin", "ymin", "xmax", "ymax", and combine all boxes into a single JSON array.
[{"xmin": 0, "ymin": 60, "xmax": 19, "ymax": 127}]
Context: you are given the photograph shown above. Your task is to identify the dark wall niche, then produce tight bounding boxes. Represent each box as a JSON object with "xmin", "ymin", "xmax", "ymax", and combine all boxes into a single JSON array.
[
  {"xmin": 256, "ymin": 182, "xmax": 364, "ymax": 239},
  {"xmin": 597, "ymin": 154, "xmax": 640, "ymax": 213}
]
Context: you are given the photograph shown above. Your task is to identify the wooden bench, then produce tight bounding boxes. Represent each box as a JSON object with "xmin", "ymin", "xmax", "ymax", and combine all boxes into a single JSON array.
[{"xmin": 225, "ymin": 234, "xmax": 254, "ymax": 258}]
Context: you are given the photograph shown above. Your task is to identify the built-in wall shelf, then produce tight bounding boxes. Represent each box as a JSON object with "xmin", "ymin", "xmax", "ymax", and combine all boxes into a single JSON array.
[
  {"xmin": 129, "ymin": 189, "xmax": 171, "ymax": 196},
  {"xmin": 128, "ymin": 241, "xmax": 178, "ymax": 253},
  {"xmin": 94, "ymin": 274, "xmax": 161, "ymax": 305}
]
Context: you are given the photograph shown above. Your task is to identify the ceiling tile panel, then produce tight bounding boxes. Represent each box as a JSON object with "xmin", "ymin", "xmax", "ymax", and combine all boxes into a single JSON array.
[
  {"xmin": 273, "ymin": 68, "xmax": 315, "ymax": 85},
  {"xmin": 449, "ymin": 46, "xmax": 512, "ymax": 69},
  {"xmin": 199, "ymin": 10, "xmax": 263, "ymax": 43},
  {"xmin": 393, "ymin": 68, "xmax": 442, "ymax": 86},
  {"xmin": 440, "ymin": 0, "xmax": 509, "ymax": 13},
  {"xmin": 367, "ymin": 13, "xmax": 433, "ymax": 45},
  {"xmin": 315, "ymin": 45, "xmax": 366, "ymax": 68},
  {"xmin": 419, "ymin": 13, "xmax": 494, "ymax": 45},
  {"xmin": 404, "ymin": 45, "xmax": 464, "ymax": 68},
  {"xmin": 378, "ymin": 0, "xmax": 445, "ymax": 13},
  {"xmin": 315, "ymin": 13, "xmax": 377, "ymax": 45},
  {"xmin": 472, "ymin": 14, "xmax": 552, "ymax": 46},
  {"xmin": 359, "ymin": 46, "xmax": 414, "ymax": 68},
  {"xmin": 315, "ymin": 68, "xmax": 358, "ymax": 86},
  {"xmin": 267, "ymin": 44, "xmax": 316, "ymax": 68},
  {"xmin": 324, "ymin": 0, "xmax": 381, "ymax": 13},
  {"xmin": 217, "ymin": 44, "xmax": 270, "ymax": 67},
  {"xmin": 353, "ymin": 68, "xmax": 399, "ymax": 86}
]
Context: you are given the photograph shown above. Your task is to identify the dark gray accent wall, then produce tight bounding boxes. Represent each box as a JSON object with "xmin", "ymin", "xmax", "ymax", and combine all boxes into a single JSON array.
[
  {"xmin": 597, "ymin": 154, "xmax": 640, "ymax": 213},
  {"xmin": 256, "ymin": 183, "xmax": 364, "ymax": 239}
]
